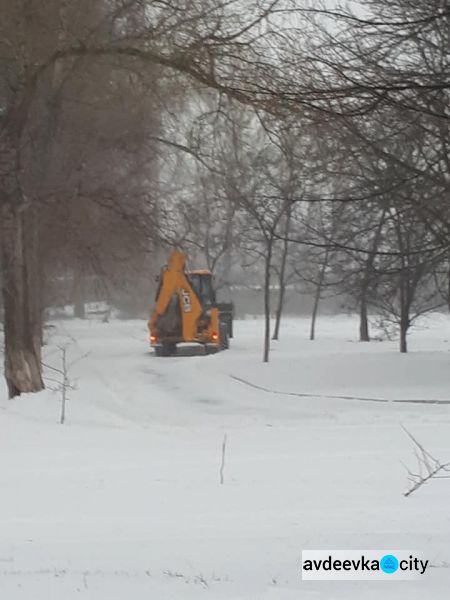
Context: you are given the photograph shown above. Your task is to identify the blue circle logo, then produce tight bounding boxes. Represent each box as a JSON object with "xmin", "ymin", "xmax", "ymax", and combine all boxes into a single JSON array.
[{"xmin": 380, "ymin": 554, "xmax": 399, "ymax": 574}]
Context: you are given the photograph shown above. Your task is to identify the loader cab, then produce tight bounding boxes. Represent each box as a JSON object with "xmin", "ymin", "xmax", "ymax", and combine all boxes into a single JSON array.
[{"xmin": 187, "ymin": 271, "xmax": 216, "ymax": 308}]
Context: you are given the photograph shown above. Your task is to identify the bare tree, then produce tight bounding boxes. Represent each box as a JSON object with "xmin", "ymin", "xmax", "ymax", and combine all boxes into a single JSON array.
[
  {"xmin": 372, "ymin": 207, "xmax": 445, "ymax": 353},
  {"xmin": 402, "ymin": 426, "xmax": 450, "ymax": 498},
  {"xmin": 0, "ymin": 0, "xmax": 295, "ymax": 396}
]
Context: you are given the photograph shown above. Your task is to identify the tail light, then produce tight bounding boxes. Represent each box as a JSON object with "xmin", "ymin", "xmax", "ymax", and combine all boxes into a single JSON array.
[
  {"xmin": 150, "ymin": 335, "xmax": 157, "ymax": 344},
  {"xmin": 211, "ymin": 332, "xmax": 219, "ymax": 342}
]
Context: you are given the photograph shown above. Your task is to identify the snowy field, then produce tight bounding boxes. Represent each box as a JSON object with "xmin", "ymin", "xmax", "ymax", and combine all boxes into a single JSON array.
[{"xmin": 1, "ymin": 314, "xmax": 450, "ymax": 599}]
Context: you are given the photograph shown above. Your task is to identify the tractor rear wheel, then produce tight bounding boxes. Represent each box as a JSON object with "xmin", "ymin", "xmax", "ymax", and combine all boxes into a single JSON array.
[
  {"xmin": 219, "ymin": 323, "xmax": 230, "ymax": 350},
  {"xmin": 154, "ymin": 342, "xmax": 176, "ymax": 357}
]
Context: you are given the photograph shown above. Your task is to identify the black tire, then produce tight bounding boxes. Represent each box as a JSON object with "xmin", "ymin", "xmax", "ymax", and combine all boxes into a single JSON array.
[
  {"xmin": 219, "ymin": 323, "xmax": 230, "ymax": 350},
  {"xmin": 166, "ymin": 342, "xmax": 177, "ymax": 355},
  {"xmin": 205, "ymin": 345, "xmax": 218, "ymax": 355},
  {"xmin": 154, "ymin": 342, "xmax": 176, "ymax": 357}
]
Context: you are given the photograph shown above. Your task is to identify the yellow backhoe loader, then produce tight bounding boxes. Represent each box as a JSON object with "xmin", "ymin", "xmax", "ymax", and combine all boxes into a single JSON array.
[{"xmin": 148, "ymin": 250, "xmax": 233, "ymax": 356}]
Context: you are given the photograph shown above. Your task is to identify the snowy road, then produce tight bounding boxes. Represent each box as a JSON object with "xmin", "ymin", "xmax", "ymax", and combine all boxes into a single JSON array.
[{"xmin": 1, "ymin": 315, "xmax": 450, "ymax": 598}]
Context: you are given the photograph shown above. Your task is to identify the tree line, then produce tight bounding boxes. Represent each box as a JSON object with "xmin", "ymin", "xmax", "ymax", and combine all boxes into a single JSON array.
[{"xmin": 1, "ymin": 1, "xmax": 449, "ymax": 396}]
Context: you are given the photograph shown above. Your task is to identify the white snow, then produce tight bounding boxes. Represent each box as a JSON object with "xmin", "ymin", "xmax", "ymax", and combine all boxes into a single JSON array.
[{"xmin": 1, "ymin": 314, "xmax": 450, "ymax": 598}]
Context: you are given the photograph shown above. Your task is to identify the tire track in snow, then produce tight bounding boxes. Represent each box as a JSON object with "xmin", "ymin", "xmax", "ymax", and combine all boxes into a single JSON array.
[{"xmin": 230, "ymin": 375, "xmax": 450, "ymax": 405}]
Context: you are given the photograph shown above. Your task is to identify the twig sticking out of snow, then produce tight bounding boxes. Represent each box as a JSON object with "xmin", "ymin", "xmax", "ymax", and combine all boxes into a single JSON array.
[
  {"xmin": 220, "ymin": 434, "xmax": 227, "ymax": 485},
  {"xmin": 43, "ymin": 345, "xmax": 89, "ymax": 424},
  {"xmin": 402, "ymin": 425, "xmax": 450, "ymax": 497},
  {"xmin": 43, "ymin": 346, "xmax": 74, "ymax": 424}
]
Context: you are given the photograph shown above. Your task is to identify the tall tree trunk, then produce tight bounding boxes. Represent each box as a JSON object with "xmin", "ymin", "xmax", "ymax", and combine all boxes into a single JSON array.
[
  {"xmin": 399, "ymin": 322, "xmax": 408, "ymax": 354},
  {"xmin": 23, "ymin": 207, "xmax": 44, "ymax": 358},
  {"xmin": 1, "ymin": 204, "xmax": 44, "ymax": 397},
  {"xmin": 310, "ymin": 251, "xmax": 328, "ymax": 341},
  {"xmin": 222, "ymin": 200, "xmax": 235, "ymax": 300},
  {"xmin": 72, "ymin": 267, "xmax": 86, "ymax": 319},
  {"xmin": 1, "ymin": 117, "xmax": 45, "ymax": 397},
  {"xmin": 359, "ymin": 293, "xmax": 370, "ymax": 342},
  {"xmin": 358, "ymin": 208, "xmax": 387, "ymax": 342},
  {"xmin": 398, "ymin": 264, "xmax": 409, "ymax": 354},
  {"xmin": 309, "ymin": 285, "xmax": 320, "ymax": 341},
  {"xmin": 272, "ymin": 209, "xmax": 291, "ymax": 341},
  {"xmin": 0, "ymin": 4, "xmax": 68, "ymax": 397},
  {"xmin": 447, "ymin": 249, "xmax": 450, "ymax": 313},
  {"xmin": 395, "ymin": 213, "xmax": 410, "ymax": 355},
  {"xmin": 263, "ymin": 240, "xmax": 273, "ymax": 363}
]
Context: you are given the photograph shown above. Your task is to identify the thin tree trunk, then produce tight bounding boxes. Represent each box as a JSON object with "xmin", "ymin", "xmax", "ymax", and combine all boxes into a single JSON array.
[
  {"xmin": 73, "ymin": 267, "xmax": 86, "ymax": 319},
  {"xmin": 398, "ymin": 259, "xmax": 409, "ymax": 354},
  {"xmin": 395, "ymin": 212, "xmax": 409, "ymax": 354},
  {"xmin": 263, "ymin": 241, "xmax": 273, "ymax": 363},
  {"xmin": 272, "ymin": 276, "xmax": 286, "ymax": 341},
  {"xmin": 272, "ymin": 209, "xmax": 291, "ymax": 341},
  {"xmin": 222, "ymin": 201, "xmax": 235, "ymax": 299},
  {"xmin": 447, "ymin": 249, "xmax": 450, "ymax": 313},
  {"xmin": 310, "ymin": 251, "xmax": 328, "ymax": 341},
  {"xmin": 358, "ymin": 208, "xmax": 387, "ymax": 342},
  {"xmin": 359, "ymin": 293, "xmax": 370, "ymax": 342},
  {"xmin": 310, "ymin": 285, "xmax": 320, "ymax": 341}
]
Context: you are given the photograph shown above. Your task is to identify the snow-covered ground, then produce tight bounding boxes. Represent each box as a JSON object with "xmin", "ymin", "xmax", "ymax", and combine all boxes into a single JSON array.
[{"xmin": 1, "ymin": 314, "xmax": 450, "ymax": 599}]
